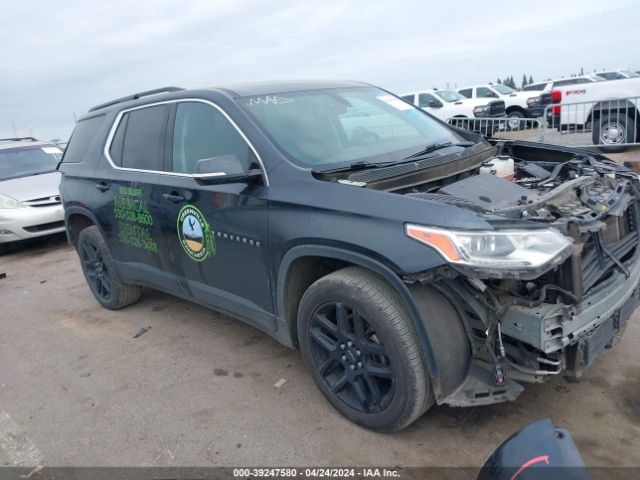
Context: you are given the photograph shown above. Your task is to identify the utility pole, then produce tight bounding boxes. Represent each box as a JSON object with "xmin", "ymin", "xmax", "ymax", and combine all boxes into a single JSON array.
[{"xmin": 11, "ymin": 122, "xmax": 17, "ymax": 137}]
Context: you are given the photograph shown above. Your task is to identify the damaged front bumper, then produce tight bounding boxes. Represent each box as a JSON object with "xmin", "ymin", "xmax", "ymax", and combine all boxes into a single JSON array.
[
  {"xmin": 501, "ymin": 249, "xmax": 640, "ymax": 375},
  {"xmin": 437, "ymin": 250, "xmax": 640, "ymax": 408}
]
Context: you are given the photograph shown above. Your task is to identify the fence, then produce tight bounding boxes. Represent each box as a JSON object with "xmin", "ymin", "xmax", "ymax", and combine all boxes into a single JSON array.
[{"xmin": 447, "ymin": 96, "xmax": 640, "ymax": 151}]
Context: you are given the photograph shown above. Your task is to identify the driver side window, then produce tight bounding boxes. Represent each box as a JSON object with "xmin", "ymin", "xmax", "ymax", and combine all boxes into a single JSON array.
[
  {"xmin": 418, "ymin": 93, "xmax": 437, "ymax": 108},
  {"xmin": 477, "ymin": 87, "xmax": 497, "ymax": 98},
  {"xmin": 171, "ymin": 102, "xmax": 255, "ymax": 174}
]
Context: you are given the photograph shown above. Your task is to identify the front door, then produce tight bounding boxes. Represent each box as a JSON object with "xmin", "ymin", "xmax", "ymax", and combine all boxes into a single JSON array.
[{"xmin": 157, "ymin": 100, "xmax": 274, "ymax": 331}]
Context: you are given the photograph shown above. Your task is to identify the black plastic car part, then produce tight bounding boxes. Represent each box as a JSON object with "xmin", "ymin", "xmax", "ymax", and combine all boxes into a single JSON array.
[{"xmin": 478, "ymin": 418, "xmax": 589, "ymax": 480}]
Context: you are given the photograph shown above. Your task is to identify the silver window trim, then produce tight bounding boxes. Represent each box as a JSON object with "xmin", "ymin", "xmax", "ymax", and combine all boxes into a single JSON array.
[{"xmin": 102, "ymin": 98, "xmax": 269, "ymax": 186}]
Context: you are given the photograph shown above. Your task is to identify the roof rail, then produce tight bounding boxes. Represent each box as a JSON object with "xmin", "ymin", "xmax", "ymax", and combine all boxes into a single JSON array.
[
  {"xmin": 0, "ymin": 136, "xmax": 38, "ymax": 142},
  {"xmin": 88, "ymin": 86, "xmax": 184, "ymax": 112}
]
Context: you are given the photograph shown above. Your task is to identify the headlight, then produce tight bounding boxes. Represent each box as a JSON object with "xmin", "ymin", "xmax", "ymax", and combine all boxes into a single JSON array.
[
  {"xmin": 0, "ymin": 194, "xmax": 25, "ymax": 209},
  {"xmin": 405, "ymin": 224, "xmax": 573, "ymax": 277},
  {"xmin": 473, "ymin": 105, "xmax": 490, "ymax": 115},
  {"xmin": 526, "ymin": 96, "xmax": 542, "ymax": 107}
]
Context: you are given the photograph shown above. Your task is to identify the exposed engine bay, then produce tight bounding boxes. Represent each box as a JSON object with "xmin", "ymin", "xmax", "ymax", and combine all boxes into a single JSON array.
[{"xmin": 322, "ymin": 139, "xmax": 640, "ymax": 405}]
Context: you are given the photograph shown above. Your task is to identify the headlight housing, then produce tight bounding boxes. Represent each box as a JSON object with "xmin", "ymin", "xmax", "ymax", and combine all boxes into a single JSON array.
[
  {"xmin": 526, "ymin": 96, "xmax": 542, "ymax": 107},
  {"xmin": 405, "ymin": 224, "xmax": 573, "ymax": 279},
  {"xmin": 0, "ymin": 194, "xmax": 25, "ymax": 209},
  {"xmin": 473, "ymin": 105, "xmax": 490, "ymax": 116}
]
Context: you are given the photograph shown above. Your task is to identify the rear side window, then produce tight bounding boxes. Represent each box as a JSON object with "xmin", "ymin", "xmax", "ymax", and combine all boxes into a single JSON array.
[
  {"xmin": 171, "ymin": 102, "xmax": 254, "ymax": 174},
  {"xmin": 114, "ymin": 105, "xmax": 168, "ymax": 171},
  {"xmin": 62, "ymin": 115, "xmax": 105, "ymax": 163},
  {"xmin": 400, "ymin": 94, "xmax": 415, "ymax": 104},
  {"xmin": 458, "ymin": 88, "xmax": 472, "ymax": 98}
]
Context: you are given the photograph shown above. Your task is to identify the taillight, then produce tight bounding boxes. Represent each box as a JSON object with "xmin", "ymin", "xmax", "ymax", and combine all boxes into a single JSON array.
[{"xmin": 551, "ymin": 90, "xmax": 562, "ymax": 115}]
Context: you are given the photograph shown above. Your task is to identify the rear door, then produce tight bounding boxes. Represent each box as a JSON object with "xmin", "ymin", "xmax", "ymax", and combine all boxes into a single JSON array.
[
  {"xmin": 157, "ymin": 100, "xmax": 274, "ymax": 330},
  {"xmin": 98, "ymin": 104, "xmax": 176, "ymax": 291}
]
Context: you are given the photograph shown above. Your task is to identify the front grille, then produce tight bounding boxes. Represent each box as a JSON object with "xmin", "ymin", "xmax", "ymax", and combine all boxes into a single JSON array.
[
  {"xmin": 489, "ymin": 100, "xmax": 506, "ymax": 116},
  {"xmin": 23, "ymin": 221, "xmax": 64, "ymax": 233},
  {"xmin": 539, "ymin": 93, "xmax": 552, "ymax": 107},
  {"xmin": 23, "ymin": 195, "xmax": 62, "ymax": 207}
]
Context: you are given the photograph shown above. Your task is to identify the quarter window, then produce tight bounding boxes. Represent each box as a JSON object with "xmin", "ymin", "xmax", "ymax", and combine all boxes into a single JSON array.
[{"xmin": 171, "ymin": 102, "xmax": 254, "ymax": 174}]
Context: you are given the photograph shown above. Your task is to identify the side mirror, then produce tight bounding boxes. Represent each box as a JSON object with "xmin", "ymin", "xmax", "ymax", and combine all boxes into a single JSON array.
[
  {"xmin": 194, "ymin": 154, "xmax": 262, "ymax": 185},
  {"xmin": 428, "ymin": 99, "xmax": 444, "ymax": 108}
]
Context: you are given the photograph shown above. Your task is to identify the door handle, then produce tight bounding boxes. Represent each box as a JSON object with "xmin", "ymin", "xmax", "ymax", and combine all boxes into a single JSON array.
[
  {"xmin": 163, "ymin": 192, "xmax": 185, "ymax": 204},
  {"xmin": 95, "ymin": 182, "xmax": 110, "ymax": 192}
]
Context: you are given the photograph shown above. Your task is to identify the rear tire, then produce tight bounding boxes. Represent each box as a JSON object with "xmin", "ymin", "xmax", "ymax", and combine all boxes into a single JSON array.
[
  {"xmin": 297, "ymin": 266, "xmax": 433, "ymax": 431},
  {"xmin": 77, "ymin": 226, "xmax": 142, "ymax": 309},
  {"xmin": 593, "ymin": 112, "xmax": 634, "ymax": 153}
]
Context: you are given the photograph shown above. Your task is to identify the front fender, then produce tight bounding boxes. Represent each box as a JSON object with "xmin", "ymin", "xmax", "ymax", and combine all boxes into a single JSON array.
[{"xmin": 276, "ymin": 244, "xmax": 448, "ymax": 399}]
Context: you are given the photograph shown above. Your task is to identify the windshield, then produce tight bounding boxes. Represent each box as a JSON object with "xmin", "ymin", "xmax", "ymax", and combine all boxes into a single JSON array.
[
  {"xmin": 0, "ymin": 145, "xmax": 62, "ymax": 181},
  {"xmin": 240, "ymin": 87, "xmax": 467, "ymax": 168},
  {"xmin": 492, "ymin": 84, "xmax": 515, "ymax": 94},
  {"xmin": 621, "ymin": 69, "xmax": 640, "ymax": 78},
  {"xmin": 435, "ymin": 90, "xmax": 466, "ymax": 102}
]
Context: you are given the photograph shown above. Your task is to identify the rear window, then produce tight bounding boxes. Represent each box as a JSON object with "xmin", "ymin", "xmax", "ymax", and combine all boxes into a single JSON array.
[
  {"xmin": 61, "ymin": 115, "xmax": 105, "ymax": 163},
  {"xmin": 523, "ymin": 83, "xmax": 545, "ymax": 91}
]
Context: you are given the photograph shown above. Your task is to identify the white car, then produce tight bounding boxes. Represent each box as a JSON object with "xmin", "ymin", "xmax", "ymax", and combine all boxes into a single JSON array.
[
  {"xmin": 400, "ymin": 89, "xmax": 505, "ymax": 135},
  {"xmin": 0, "ymin": 137, "xmax": 65, "ymax": 252},
  {"xmin": 522, "ymin": 74, "xmax": 606, "ymax": 93},
  {"xmin": 549, "ymin": 77, "xmax": 640, "ymax": 152},
  {"xmin": 457, "ymin": 84, "xmax": 549, "ymax": 128}
]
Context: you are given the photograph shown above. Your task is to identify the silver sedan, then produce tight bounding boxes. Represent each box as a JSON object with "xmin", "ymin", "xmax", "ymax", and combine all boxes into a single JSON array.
[{"xmin": 0, "ymin": 138, "xmax": 65, "ymax": 250}]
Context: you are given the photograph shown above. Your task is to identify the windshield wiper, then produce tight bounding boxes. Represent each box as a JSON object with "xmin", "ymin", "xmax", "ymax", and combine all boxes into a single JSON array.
[
  {"xmin": 403, "ymin": 141, "xmax": 475, "ymax": 160},
  {"xmin": 315, "ymin": 159, "xmax": 398, "ymax": 173}
]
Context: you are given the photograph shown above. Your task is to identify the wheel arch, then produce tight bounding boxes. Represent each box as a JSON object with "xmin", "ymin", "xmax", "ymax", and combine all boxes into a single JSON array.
[
  {"xmin": 276, "ymin": 244, "xmax": 450, "ymax": 400},
  {"xmin": 588, "ymin": 99, "xmax": 639, "ymax": 123},
  {"xmin": 64, "ymin": 207, "xmax": 101, "ymax": 246},
  {"xmin": 506, "ymin": 105, "xmax": 526, "ymax": 115}
]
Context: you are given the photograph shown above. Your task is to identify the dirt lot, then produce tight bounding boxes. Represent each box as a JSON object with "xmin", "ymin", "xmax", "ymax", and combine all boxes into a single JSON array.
[{"xmin": 0, "ymin": 232, "xmax": 638, "ymax": 469}]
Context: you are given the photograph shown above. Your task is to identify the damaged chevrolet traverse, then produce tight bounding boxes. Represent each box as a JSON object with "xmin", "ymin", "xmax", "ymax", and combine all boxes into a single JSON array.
[{"xmin": 59, "ymin": 81, "xmax": 640, "ymax": 431}]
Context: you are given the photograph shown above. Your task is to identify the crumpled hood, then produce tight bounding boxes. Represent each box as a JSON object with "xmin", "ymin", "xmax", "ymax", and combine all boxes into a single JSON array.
[{"xmin": 0, "ymin": 172, "xmax": 61, "ymax": 201}]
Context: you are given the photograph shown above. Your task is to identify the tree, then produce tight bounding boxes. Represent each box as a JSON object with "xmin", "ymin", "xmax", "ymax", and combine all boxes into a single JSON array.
[
  {"xmin": 528, "ymin": 75, "xmax": 534, "ymax": 84},
  {"xmin": 521, "ymin": 74, "xmax": 528, "ymax": 89},
  {"xmin": 497, "ymin": 77, "xmax": 502, "ymax": 84}
]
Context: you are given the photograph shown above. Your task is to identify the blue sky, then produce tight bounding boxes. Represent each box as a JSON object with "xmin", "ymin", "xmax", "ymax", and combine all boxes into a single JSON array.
[{"xmin": 1, "ymin": 0, "xmax": 639, "ymax": 140}]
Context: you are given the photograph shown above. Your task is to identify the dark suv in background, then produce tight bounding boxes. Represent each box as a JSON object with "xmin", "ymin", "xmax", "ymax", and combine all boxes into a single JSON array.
[{"xmin": 59, "ymin": 81, "xmax": 640, "ymax": 431}]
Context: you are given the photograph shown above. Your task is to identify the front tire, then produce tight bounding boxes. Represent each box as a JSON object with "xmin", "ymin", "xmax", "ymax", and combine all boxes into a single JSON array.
[
  {"xmin": 507, "ymin": 110, "xmax": 525, "ymax": 130},
  {"xmin": 297, "ymin": 267, "xmax": 433, "ymax": 431},
  {"xmin": 77, "ymin": 226, "xmax": 142, "ymax": 309},
  {"xmin": 593, "ymin": 112, "xmax": 634, "ymax": 153}
]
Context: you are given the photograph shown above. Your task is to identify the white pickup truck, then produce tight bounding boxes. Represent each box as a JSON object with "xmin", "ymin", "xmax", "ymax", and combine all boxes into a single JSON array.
[
  {"xmin": 550, "ymin": 77, "xmax": 640, "ymax": 152},
  {"xmin": 400, "ymin": 88, "xmax": 505, "ymax": 135},
  {"xmin": 457, "ymin": 84, "xmax": 549, "ymax": 129}
]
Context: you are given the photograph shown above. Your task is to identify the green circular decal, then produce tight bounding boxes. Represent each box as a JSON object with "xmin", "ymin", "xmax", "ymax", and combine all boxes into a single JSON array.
[{"xmin": 177, "ymin": 205, "xmax": 215, "ymax": 262}]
